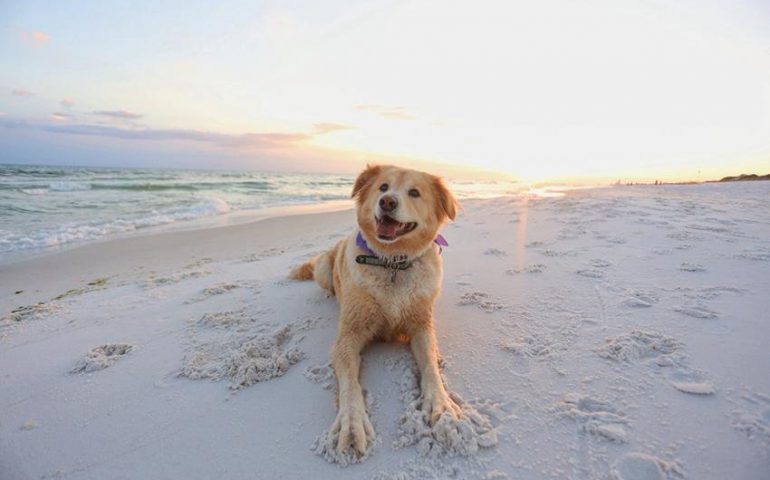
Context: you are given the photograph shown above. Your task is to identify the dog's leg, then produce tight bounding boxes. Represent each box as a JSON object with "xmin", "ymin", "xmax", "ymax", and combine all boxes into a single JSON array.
[
  {"xmin": 329, "ymin": 329, "xmax": 374, "ymax": 455},
  {"xmin": 410, "ymin": 326, "xmax": 463, "ymax": 425}
]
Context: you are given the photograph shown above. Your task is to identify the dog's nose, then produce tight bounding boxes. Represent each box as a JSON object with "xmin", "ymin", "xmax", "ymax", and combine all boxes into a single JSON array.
[{"xmin": 379, "ymin": 195, "xmax": 398, "ymax": 212}]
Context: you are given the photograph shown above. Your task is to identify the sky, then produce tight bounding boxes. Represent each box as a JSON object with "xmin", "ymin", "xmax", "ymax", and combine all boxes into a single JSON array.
[{"xmin": 1, "ymin": 0, "xmax": 769, "ymax": 182}]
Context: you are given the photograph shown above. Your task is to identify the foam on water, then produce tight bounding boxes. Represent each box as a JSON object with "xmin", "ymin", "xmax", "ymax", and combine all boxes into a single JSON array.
[{"xmin": 0, "ymin": 196, "xmax": 231, "ymax": 253}]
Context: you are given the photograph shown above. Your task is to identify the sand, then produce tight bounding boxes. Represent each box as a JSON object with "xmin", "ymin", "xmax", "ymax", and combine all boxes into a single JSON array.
[{"xmin": 1, "ymin": 181, "xmax": 769, "ymax": 479}]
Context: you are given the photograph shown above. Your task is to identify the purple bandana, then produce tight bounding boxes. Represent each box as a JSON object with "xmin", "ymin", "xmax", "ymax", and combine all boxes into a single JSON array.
[{"xmin": 356, "ymin": 231, "xmax": 448, "ymax": 256}]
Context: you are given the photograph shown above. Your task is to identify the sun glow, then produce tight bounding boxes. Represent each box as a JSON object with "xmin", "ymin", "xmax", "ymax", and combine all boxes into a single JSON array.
[{"xmin": 2, "ymin": 0, "xmax": 769, "ymax": 181}]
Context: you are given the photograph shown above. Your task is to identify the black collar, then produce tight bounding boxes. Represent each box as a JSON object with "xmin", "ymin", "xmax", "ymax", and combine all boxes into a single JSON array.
[{"xmin": 355, "ymin": 254, "xmax": 412, "ymax": 282}]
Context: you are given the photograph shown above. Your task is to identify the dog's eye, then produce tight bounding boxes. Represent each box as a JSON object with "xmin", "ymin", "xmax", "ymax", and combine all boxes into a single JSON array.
[
  {"xmin": 408, "ymin": 188, "xmax": 420, "ymax": 198},
  {"xmin": 379, "ymin": 183, "xmax": 389, "ymax": 192}
]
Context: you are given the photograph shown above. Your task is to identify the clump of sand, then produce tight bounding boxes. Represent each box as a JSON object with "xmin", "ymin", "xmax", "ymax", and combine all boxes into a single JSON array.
[
  {"xmin": 505, "ymin": 263, "xmax": 546, "ymax": 274},
  {"xmin": 595, "ymin": 330, "xmax": 681, "ymax": 363},
  {"xmin": 144, "ymin": 270, "xmax": 208, "ymax": 289},
  {"xmin": 392, "ymin": 357, "xmax": 498, "ymax": 457},
  {"xmin": 179, "ymin": 325, "xmax": 305, "ymax": 389},
  {"xmin": 71, "ymin": 343, "xmax": 135, "ymax": 373},
  {"xmin": 2, "ymin": 301, "xmax": 61, "ymax": 324},
  {"xmin": 312, "ymin": 416, "xmax": 378, "ymax": 467},
  {"xmin": 457, "ymin": 292, "xmax": 505, "ymax": 313},
  {"xmin": 553, "ymin": 393, "xmax": 630, "ymax": 443}
]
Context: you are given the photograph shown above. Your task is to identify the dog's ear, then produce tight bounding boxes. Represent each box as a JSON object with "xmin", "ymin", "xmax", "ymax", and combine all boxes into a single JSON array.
[
  {"xmin": 351, "ymin": 164, "xmax": 382, "ymax": 199},
  {"xmin": 432, "ymin": 176, "xmax": 459, "ymax": 222}
]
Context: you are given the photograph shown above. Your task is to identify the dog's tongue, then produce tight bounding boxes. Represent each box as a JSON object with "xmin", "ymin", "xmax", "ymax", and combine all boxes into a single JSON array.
[{"xmin": 376, "ymin": 217, "xmax": 399, "ymax": 238}]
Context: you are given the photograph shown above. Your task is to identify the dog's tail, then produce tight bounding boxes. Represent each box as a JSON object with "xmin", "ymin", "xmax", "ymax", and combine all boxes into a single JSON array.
[
  {"xmin": 289, "ymin": 258, "xmax": 316, "ymax": 281},
  {"xmin": 289, "ymin": 247, "xmax": 337, "ymax": 294}
]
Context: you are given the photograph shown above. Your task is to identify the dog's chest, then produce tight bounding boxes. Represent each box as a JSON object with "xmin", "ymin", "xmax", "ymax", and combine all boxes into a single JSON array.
[{"xmin": 348, "ymin": 250, "xmax": 441, "ymax": 320}]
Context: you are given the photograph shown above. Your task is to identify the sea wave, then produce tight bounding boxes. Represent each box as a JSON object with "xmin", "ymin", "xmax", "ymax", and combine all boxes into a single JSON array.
[
  {"xmin": 0, "ymin": 196, "xmax": 232, "ymax": 253},
  {"xmin": 8, "ymin": 180, "xmax": 282, "ymax": 193},
  {"xmin": 49, "ymin": 181, "xmax": 92, "ymax": 191}
]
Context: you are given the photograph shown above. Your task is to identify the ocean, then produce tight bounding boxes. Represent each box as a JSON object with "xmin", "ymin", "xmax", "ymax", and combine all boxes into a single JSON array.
[{"xmin": 0, "ymin": 164, "xmax": 520, "ymax": 262}]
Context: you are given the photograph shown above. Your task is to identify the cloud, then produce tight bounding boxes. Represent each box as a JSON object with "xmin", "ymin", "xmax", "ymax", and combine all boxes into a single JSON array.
[
  {"xmin": 50, "ymin": 112, "xmax": 72, "ymax": 121},
  {"xmin": 19, "ymin": 31, "xmax": 51, "ymax": 48},
  {"xmin": 92, "ymin": 110, "xmax": 143, "ymax": 120},
  {"xmin": 313, "ymin": 122, "xmax": 355, "ymax": 134},
  {"xmin": 0, "ymin": 117, "xmax": 311, "ymax": 149},
  {"xmin": 60, "ymin": 98, "xmax": 75, "ymax": 108},
  {"xmin": 0, "ymin": 116, "xmax": 504, "ymax": 180},
  {"xmin": 12, "ymin": 89, "xmax": 34, "ymax": 98},
  {"xmin": 355, "ymin": 104, "xmax": 414, "ymax": 120}
]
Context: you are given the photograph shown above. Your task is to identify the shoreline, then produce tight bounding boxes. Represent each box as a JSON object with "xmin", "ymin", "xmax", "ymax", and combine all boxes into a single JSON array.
[
  {"xmin": 0, "ymin": 199, "xmax": 354, "ymax": 268},
  {"xmin": 0, "ymin": 206, "xmax": 354, "ymax": 309}
]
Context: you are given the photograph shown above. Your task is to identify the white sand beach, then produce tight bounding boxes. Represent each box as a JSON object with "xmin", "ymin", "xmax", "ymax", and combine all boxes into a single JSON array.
[{"xmin": 1, "ymin": 182, "xmax": 769, "ymax": 480}]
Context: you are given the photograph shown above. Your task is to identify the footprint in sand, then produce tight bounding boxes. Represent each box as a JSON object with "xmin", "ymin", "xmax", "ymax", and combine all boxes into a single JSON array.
[
  {"xmin": 483, "ymin": 248, "xmax": 507, "ymax": 256},
  {"xmin": 457, "ymin": 292, "xmax": 506, "ymax": 312},
  {"xmin": 611, "ymin": 452, "xmax": 683, "ymax": 480},
  {"xmin": 2, "ymin": 301, "xmax": 61, "ymax": 324},
  {"xmin": 667, "ymin": 370, "xmax": 715, "ymax": 396},
  {"xmin": 686, "ymin": 223, "xmax": 731, "ymax": 234},
  {"xmin": 304, "ymin": 363, "xmax": 335, "ymax": 390},
  {"xmin": 606, "ymin": 237, "xmax": 627, "ymax": 245},
  {"xmin": 576, "ymin": 269, "xmax": 605, "ymax": 279},
  {"xmin": 678, "ymin": 262, "xmax": 706, "ymax": 272},
  {"xmin": 144, "ymin": 270, "xmax": 208, "ymax": 289},
  {"xmin": 735, "ymin": 249, "xmax": 770, "ymax": 262},
  {"xmin": 595, "ymin": 330, "xmax": 681, "ymax": 364},
  {"xmin": 541, "ymin": 249, "xmax": 579, "ymax": 257},
  {"xmin": 622, "ymin": 291, "xmax": 659, "ymax": 308},
  {"xmin": 179, "ymin": 319, "xmax": 313, "ymax": 389},
  {"xmin": 499, "ymin": 334, "xmax": 556, "ymax": 375},
  {"xmin": 185, "ymin": 283, "xmax": 240, "ymax": 303},
  {"xmin": 667, "ymin": 231, "xmax": 702, "ymax": 242},
  {"xmin": 186, "ymin": 280, "xmax": 260, "ymax": 304},
  {"xmin": 197, "ymin": 308, "xmax": 270, "ymax": 330},
  {"xmin": 590, "ymin": 259, "xmax": 612, "ymax": 268},
  {"xmin": 596, "ymin": 330, "xmax": 715, "ymax": 396},
  {"xmin": 184, "ymin": 257, "xmax": 213, "ymax": 269},
  {"xmin": 70, "ymin": 343, "xmax": 135, "ymax": 373},
  {"xmin": 688, "ymin": 286, "xmax": 743, "ymax": 301},
  {"xmin": 673, "ymin": 304, "xmax": 718, "ymax": 319},
  {"xmin": 557, "ymin": 227, "xmax": 588, "ymax": 240},
  {"xmin": 239, "ymin": 247, "xmax": 288, "ymax": 263},
  {"xmin": 505, "ymin": 263, "xmax": 546, "ymax": 275},
  {"xmin": 730, "ymin": 391, "xmax": 770, "ymax": 446},
  {"xmin": 553, "ymin": 393, "xmax": 630, "ymax": 443}
]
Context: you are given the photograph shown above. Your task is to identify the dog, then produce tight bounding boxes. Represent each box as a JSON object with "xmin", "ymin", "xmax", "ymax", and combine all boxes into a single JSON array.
[{"xmin": 290, "ymin": 164, "xmax": 460, "ymax": 457}]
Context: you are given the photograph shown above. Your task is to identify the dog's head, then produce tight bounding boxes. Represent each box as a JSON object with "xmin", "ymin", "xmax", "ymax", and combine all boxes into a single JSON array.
[{"xmin": 352, "ymin": 164, "xmax": 458, "ymax": 257}]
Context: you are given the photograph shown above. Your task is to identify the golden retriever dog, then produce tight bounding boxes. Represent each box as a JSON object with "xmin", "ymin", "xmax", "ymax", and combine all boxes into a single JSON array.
[{"xmin": 290, "ymin": 164, "xmax": 459, "ymax": 457}]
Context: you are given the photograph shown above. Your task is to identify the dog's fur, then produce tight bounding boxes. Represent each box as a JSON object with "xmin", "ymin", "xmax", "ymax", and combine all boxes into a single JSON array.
[{"xmin": 290, "ymin": 164, "xmax": 459, "ymax": 456}]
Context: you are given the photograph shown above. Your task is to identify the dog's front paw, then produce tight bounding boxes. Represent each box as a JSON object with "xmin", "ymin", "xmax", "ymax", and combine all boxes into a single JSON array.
[
  {"xmin": 329, "ymin": 404, "xmax": 375, "ymax": 456},
  {"xmin": 423, "ymin": 389, "xmax": 464, "ymax": 426}
]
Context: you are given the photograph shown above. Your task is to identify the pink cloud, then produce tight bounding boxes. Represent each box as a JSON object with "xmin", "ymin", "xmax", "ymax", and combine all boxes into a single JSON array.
[
  {"xmin": 60, "ymin": 98, "xmax": 75, "ymax": 108},
  {"xmin": 20, "ymin": 31, "xmax": 51, "ymax": 48},
  {"xmin": 92, "ymin": 110, "xmax": 143, "ymax": 120},
  {"xmin": 51, "ymin": 112, "xmax": 72, "ymax": 121}
]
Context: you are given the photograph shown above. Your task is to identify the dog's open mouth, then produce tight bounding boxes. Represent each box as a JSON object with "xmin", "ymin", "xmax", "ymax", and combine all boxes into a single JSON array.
[{"xmin": 375, "ymin": 215, "xmax": 417, "ymax": 241}]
